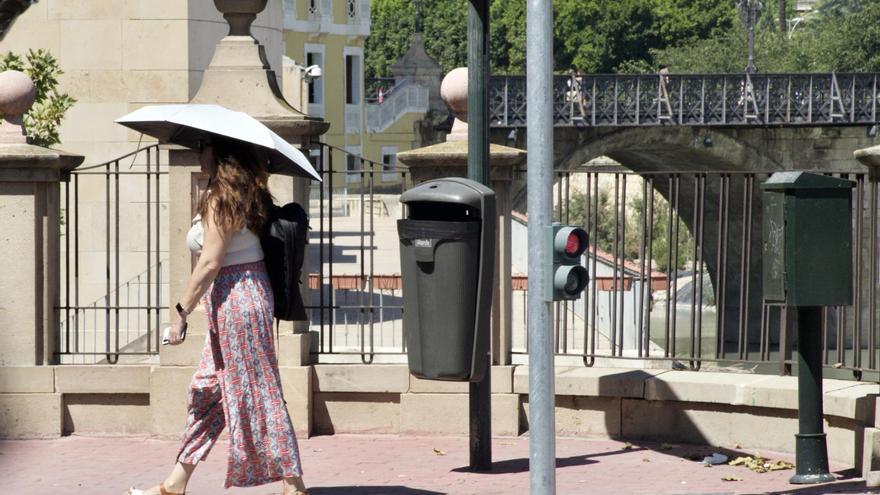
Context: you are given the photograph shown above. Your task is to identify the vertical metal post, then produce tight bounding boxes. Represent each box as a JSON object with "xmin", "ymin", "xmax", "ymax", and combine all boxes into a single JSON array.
[
  {"xmin": 790, "ymin": 306, "xmax": 835, "ymax": 484},
  {"xmin": 468, "ymin": 0, "xmax": 492, "ymax": 472},
  {"xmin": 746, "ymin": 0, "xmax": 757, "ymax": 74},
  {"xmin": 527, "ymin": 0, "xmax": 555, "ymax": 493}
]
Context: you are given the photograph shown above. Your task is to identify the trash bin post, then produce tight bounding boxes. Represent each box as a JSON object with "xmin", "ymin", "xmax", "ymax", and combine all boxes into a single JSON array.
[
  {"xmin": 761, "ymin": 171, "xmax": 854, "ymax": 485},
  {"xmin": 398, "ymin": 178, "xmax": 496, "ymax": 471}
]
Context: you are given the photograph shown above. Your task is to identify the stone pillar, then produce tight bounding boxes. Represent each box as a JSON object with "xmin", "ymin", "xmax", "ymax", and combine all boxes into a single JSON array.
[
  {"xmin": 160, "ymin": 0, "xmax": 329, "ymax": 370},
  {"xmin": 397, "ymin": 68, "xmax": 525, "ymax": 366},
  {"xmin": 0, "ymin": 70, "xmax": 83, "ymax": 366}
]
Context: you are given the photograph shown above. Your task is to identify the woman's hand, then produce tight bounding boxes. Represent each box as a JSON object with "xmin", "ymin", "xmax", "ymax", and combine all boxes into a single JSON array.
[{"xmin": 167, "ymin": 318, "xmax": 187, "ymax": 345}]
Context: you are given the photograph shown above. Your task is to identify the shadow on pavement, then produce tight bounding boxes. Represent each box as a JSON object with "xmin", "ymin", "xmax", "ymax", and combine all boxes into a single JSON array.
[
  {"xmin": 450, "ymin": 448, "xmax": 636, "ymax": 474},
  {"xmin": 767, "ymin": 469, "xmax": 872, "ymax": 494},
  {"xmin": 310, "ymin": 488, "xmax": 443, "ymax": 495}
]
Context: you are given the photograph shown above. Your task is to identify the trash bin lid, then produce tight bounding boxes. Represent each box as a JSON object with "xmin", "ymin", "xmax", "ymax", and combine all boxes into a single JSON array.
[
  {"xmin": 761, "ymin": 171, "xmax": 854, "ymax": 190},
  {"xmin": 400, "ymin": 177, "xmax": 494, "ymax": 210}
]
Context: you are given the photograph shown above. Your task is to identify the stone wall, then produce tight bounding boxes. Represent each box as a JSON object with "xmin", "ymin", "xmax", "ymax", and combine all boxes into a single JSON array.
[{"xmin": 2, "ymin": 364, "xmax": 879, "ymax": 475}]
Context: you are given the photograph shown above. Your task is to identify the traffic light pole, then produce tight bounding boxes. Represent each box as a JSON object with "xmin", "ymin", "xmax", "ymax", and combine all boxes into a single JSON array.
[
  {"xmin": 467, "ymin": 0, "xmax": 492, "ymax": 472},
  {"xmin": 527, "ymin": 0, "xmax": 556, "ymax": 493}
]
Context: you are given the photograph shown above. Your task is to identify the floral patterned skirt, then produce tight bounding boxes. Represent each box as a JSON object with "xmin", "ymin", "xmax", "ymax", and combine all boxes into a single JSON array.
[{"xmin": 176, "ymin": 261, "xmax": 303, "ymax": 488}]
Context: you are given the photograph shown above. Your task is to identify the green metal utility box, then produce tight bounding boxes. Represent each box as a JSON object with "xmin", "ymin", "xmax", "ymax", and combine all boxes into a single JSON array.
[{"xmin": 761, "ymin": 171, "xmax": 854, "ymax": 307}]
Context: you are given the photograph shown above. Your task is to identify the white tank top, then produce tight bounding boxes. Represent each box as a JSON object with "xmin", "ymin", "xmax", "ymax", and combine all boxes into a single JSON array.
[{"xmin": 186, "ymin": 214, "xmax": 264, "ymax": 267}]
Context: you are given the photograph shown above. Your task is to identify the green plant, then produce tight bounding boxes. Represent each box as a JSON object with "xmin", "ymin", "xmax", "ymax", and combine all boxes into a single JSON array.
[{"xmin": 0, "ymin": 49, "xmax": 75, "ymax": 147}]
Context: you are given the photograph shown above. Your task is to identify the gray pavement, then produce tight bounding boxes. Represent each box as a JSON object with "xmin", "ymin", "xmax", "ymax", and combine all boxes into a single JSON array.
[{"xmin": 0, "ymin": 434, "xmax": 875, "ymax": 494}]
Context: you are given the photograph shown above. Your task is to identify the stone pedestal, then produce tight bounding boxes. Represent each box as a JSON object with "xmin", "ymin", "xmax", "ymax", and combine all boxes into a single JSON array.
[
  {"xmin": 855, "ymin": 145, "xmax": 880, "ymax": 182},
  {"xmin": 0, "ymin": 145, "xmax": 82, "ymax": 367}
]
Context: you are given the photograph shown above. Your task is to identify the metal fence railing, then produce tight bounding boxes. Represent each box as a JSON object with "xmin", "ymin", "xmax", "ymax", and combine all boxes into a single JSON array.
[
  {"xmin": 489, "ymin": 72, "xmax": 880, "ymax": 128},
  {"xmin": 508, "ymin": 169, "xmax": 879, "ymax": 380},
  {"xmin": 58, "ymin": 145, "xmax": 167, "ymax": 364},
  {"xmin": 306, "ymin": 143, "xmax": 412, "ymax": 363},
  {"xmin": 54, "ymin": 142, "xmax": 880, "ymax": 380}
]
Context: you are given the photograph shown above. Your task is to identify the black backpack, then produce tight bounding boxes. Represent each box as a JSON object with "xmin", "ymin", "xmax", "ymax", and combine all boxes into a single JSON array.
[{"xmin": 261, "ymin": 202, "xmax": 309, "ymax": 321}]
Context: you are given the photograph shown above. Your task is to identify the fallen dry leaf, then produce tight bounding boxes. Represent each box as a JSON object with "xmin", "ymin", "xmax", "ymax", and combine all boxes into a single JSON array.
[
  {"xmin": 728, "ymin": 454, "xmax": 794, "ymax": 473},
  {"xmin": 433, "ymin": 448, "xmax": 446, "ymax": 456},
  {"xmin": 768, "ymin": 460, "xmax": 795, "ymax": 471},
  {"xmin": 722, "ymin": 476, "xmax": 742, "ymax": 482},
  {"xmin": 623, "ymin": 442, "xmax": 633, "ymax": 450}
]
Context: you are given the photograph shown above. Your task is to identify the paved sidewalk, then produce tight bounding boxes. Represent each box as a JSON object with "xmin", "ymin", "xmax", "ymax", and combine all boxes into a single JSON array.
[{"xmin": 0, "ymin": 434, "xmax": 874, "ymax": 494}]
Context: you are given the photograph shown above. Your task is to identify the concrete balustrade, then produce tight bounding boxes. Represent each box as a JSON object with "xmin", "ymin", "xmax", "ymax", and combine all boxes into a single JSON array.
[{"xmin": 3, "ymin": 362, "xmax": 880, "ymax": 477}]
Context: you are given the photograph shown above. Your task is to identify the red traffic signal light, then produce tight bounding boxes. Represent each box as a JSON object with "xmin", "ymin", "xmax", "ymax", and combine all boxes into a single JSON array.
[{"xmin": 546, "ymin": 224, "xmax": 589, "ymax": 301}]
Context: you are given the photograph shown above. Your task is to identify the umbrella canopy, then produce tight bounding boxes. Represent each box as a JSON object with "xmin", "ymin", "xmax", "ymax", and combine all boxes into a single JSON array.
[{"xmin": 115, "ymin": 104, "xmax": 322, "ymax": 181}]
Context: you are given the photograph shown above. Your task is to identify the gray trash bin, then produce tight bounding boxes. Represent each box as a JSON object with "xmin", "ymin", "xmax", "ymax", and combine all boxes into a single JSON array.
[{"xmin": 398, "ymin": 178, "xmax": 495, "ymax": 382}]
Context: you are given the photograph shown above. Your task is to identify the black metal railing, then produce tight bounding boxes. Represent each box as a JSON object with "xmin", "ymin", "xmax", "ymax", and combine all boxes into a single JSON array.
[
  {"xmin": 489, "ymin": 73, "xmax": 880, "ymax": 127},
  {"xmin": 57, "ymin": 145, "xmax": 167, "ymax": 364},
  {"xmin": 53, "ymin": 142, "xmax": 879, "ymax": 380},
  {"xmin": 509, "ymin": 168, "xmax": 879, "ymax": 379},
  {"xmin": 306, "ymin": 142, "xmax": 412, "ymax": 363}
]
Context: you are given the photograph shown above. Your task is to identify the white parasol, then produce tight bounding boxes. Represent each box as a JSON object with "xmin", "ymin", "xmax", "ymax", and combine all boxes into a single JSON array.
[{"xmin": 115, "ymin": 104, "xmax": 321, "ymax": 181}]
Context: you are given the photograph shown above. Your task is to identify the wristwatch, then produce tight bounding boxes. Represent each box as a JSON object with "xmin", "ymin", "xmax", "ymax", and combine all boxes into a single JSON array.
[{"xmin": 176, "ymin": 302, "xmax": 189, "ymax": 317}]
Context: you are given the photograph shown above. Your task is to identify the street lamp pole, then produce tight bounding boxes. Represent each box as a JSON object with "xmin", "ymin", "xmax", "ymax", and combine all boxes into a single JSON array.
[{"xmin": 746, "ymin": 0, "xmax": 757, "ymax": 74}]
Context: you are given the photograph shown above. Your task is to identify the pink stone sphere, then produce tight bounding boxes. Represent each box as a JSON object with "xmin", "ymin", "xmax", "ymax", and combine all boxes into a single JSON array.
[
  {"xmin": 440, "ymin": 67, "xmax": 468, "ymax": 121},
  {"xmin": 0, "ymin": 70, "xmax": 36, "ymax": 116}
]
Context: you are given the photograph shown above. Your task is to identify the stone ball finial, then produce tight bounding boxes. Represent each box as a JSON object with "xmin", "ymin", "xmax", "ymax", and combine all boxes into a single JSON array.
[
  {"xmin": 0, "ymin": 70, "xmax": 36, "ymax": 116},
  {"xmin": 441, "ymin": 67, "xmax": 468, "ymax": 122},
  {"xmin": 214, "ymin": 0, "xmax": 268, "ymax": 36}
]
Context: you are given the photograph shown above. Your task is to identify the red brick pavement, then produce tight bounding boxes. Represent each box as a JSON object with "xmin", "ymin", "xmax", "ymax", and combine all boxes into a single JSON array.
[{"xmin": 0, "ymin": 434, "xmax": 874, "ymax": 494}]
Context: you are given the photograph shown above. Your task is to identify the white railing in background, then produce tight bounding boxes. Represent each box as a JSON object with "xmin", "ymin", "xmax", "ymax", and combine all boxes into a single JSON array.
[
  {"xmin": 365, "ymin": 82, "xmax": 429, "ymax": 133},
  {"xmin": 345, "ymin": 104, "xmax": 362, "ymax": 133}
]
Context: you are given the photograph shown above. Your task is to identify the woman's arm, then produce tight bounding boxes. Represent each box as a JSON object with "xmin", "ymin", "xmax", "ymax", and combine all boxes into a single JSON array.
[{"xmin": 167, "ymin": 199, "xmax": 234, "ymax": 345}]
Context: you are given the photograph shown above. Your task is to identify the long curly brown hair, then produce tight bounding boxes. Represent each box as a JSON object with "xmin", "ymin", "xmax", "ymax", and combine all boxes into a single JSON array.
[{"xmin": 198, "ymin": 137, "xmax": 273, "ymax": 233}]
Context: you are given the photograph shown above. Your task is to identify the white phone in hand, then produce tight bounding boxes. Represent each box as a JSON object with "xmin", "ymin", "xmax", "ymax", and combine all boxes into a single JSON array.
[{"xmin": 162, "ymin": 322, "xmax": 188, "ymax": 345}]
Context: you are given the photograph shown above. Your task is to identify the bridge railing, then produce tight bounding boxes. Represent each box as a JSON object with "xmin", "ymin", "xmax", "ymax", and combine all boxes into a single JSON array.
[{"xmin": 490, "ymin": 73, "xmax": 880, "ymax": 127}]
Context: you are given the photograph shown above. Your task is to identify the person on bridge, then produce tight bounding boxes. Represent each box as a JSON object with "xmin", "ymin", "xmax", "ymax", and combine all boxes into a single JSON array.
[
  {"xmin": 124, "ymin": 137, "xmax": 309, "ymax": 495},
  {"xmin": 567, "ymin": 69, "xmax": 587, "ymax": 121},
  {"xmin": 658, "ymin": 64, "xmax": 674, "ymax": 120}
]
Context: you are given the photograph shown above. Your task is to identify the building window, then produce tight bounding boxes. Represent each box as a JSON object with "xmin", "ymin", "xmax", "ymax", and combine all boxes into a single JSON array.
[
  {"xmin": 346, "ymin": 152, "xmax": 362, "ymax": 183},
  {"xmin": 347, "ymin": 0, "xmax": 357, "ymax": 18},
  {"xmin": 381, "ymin": 147, "xmax": 398, "ymax": 181},
  {"xmin": 306, "ymin": 51, "xmax": 323, "ymax": 105},
  {"xmin": 308, "ymin": 0, "xmax": 318, "ymax": 15},
  {"xmin": 345, "ymin": 55, "xmax": 361, "ymax": 105}
]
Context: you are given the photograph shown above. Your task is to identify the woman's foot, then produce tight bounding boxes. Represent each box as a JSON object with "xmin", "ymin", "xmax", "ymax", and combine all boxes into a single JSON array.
[{"xmin": 282, "ymin": 476, "xmax": 308, "ymax": 495}]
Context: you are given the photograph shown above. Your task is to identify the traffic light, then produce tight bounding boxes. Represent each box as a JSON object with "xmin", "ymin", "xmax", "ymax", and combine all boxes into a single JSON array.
[{"xmin": 545, "ymin": 223, "xmax": 589, "ymax": 301}]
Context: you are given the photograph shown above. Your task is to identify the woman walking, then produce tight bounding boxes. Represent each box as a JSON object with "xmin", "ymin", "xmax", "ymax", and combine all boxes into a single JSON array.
[{"xmin": 126, "ymin": 136, "xmax": 308, "ymax": 495}]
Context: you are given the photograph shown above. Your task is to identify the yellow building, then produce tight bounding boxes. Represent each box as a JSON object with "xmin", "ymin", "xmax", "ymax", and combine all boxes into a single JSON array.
[{"xmin": 282, "ymin": 0, "xmax": 441, "ymax": 192}]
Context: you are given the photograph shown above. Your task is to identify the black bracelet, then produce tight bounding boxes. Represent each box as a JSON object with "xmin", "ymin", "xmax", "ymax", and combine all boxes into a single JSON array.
[{"xmin": 176, "ymin": 302, "xmax": 189, "ymax": 317}]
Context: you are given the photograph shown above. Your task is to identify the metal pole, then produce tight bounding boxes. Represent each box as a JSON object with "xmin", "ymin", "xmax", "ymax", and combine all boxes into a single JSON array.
[
  {"xmin": 527, "ymin": 0, "xmax": 555, "ymax": 493},
  {"xmin": 468, "ymin": 0, "xmax": 492, "ymax": 472},
  {"xmin": 746, "ymin": 0, "xmax": 757, "ymax": 74},
  {"xmin": 790, "ymin": 306, "xmax": 835, "ymax": 484}
]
